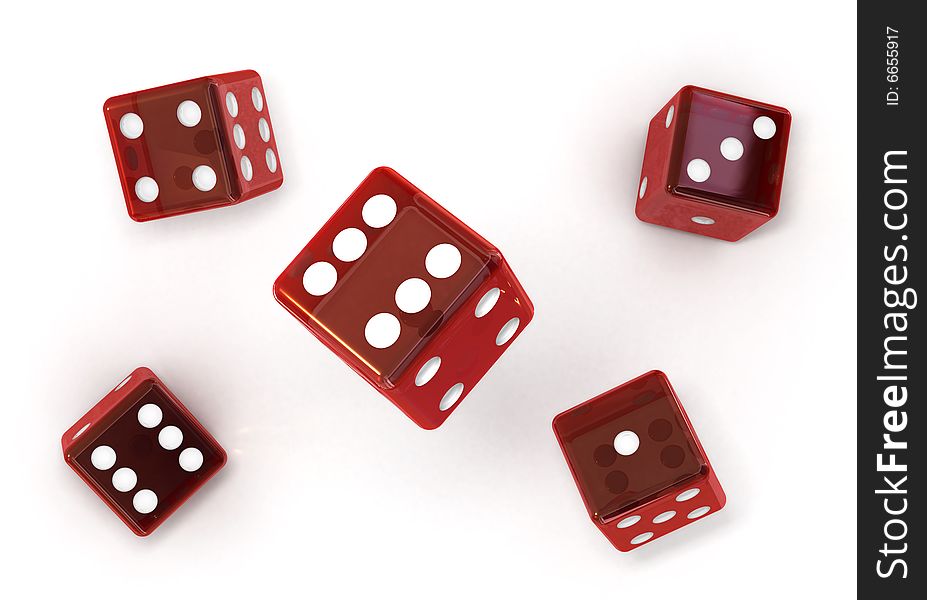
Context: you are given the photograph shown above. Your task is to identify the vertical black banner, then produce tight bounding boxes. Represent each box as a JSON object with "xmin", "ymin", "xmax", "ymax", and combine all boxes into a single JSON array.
[{"xmin": 859, "ymin": 1, "xmax": 923, "ymax": 596}]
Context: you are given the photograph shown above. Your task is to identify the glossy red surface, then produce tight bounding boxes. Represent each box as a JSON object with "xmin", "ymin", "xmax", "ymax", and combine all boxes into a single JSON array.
[
  {"xmin": 104, "ymin": 70, "xmax": 283, "ymax": 221},
  {"xmin": 61, "ymin": 368, "xmax": 226, "ymax": 536},
  {"xmin": 553, "ymin": 371, "xmax": 725, "ymax": 551},
  {"xmin": 635, "ymin": 86, "xmax": 791, "ymax": 241},
  {"xmin": 274, "ymin": 167, "xmax": 533, "ymax": 429}
]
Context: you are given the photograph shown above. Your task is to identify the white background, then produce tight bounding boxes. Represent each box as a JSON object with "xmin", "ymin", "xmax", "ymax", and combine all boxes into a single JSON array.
[{"xmin": 1, "ymin": 1, "xmax": 856, "ymax": 597}]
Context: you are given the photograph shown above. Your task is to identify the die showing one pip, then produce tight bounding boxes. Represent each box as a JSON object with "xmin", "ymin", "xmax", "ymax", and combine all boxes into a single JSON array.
[
  {"xmin": 635, "ymin": 85, "xmax": 791, "ymax": 241},
  {"xmin": 274, "ymin": 167, "xmax": 533, "ymax": 429},
  {"xmin": 61, "ymin": 367, "xmax": 226, "ymax": 536},
  {"xmin": 104, "ymin": 70, "xmax": 282, "ymax": 221},
  {"xmin": 552, "ymin": 371, "xmax": 725, "ymax": 551}
]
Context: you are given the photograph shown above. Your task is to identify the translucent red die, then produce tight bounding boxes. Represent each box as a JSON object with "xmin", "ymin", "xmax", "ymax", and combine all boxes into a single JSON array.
[
  {"xmin": 274, "ymin": 167, "xmax": 533, "ymax": 429},
  {"xmin": 635, "ymin": 85, "xmax": 791, "ymax": 241},
  {"xmin": 61, "ymin": 367, "xmax": 226, "ymax": 536},
  {"xmin": 552, "ymin": 371, "xmax": 725, "ymax": 551},
  {"xmin": 104, "ymin": 70, "xmax": 282, "ymax": 221}
]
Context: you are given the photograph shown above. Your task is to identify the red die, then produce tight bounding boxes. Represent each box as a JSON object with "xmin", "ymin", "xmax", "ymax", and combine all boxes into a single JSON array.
[
  {"xmin": 635, "ymin": 85, "xmax": 791, "ymax": 241},
  {"xmin": 61, "ymin": 367, "xmax": 226, "ymax": 536},
  {"xmin": 552, "ymin": 371, "xmax": 725, "ymax": 551},
  {"xmin": 104, "ymin": 70, "xmax": 282, "ymax": 221},
  {"xmin": 274, "ymin": 167, "xmax": 533, "ymax": 429}
]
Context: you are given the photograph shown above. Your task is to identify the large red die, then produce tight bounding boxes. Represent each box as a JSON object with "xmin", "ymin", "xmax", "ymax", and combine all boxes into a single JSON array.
[
  {"xmin": 635, "ymin": 85, "xmax": 791, "ymax": 241},
  {"xmin": 104, "ymin": 70, "xmax": 282, "ymax": 221},
  {"xmin": 552, "ymin": 371, "xmax": 725, "ymax": 551},
  {"xmin": 61, "ymin": 368, "xmax": 226, "ymax": 536},
  {"xmin": 274, "ymin": 167, "xmax": 533, "ymax": 429}
]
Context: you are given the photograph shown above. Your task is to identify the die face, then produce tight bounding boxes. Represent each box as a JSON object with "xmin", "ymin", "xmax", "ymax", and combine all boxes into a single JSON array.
[
  {"xmin": 62, "ymin": 368, "xmax": 225, "ymax": 536},
  {"xmin": 275, "ymin": 167, "xmax": 533, "ymax": 428},
  {"xmin": 600, "ymin": 468, "xmax": 725, "ymax": 551},
  {"xmin": 211, "ymin": 70, "xmax": 283, "ymax": 201},
  {"xmin": 104, "ymin": 78, "xmax": 235, "ymax": 221},
  {"xmin": 275, "ymin": 167, "xmax": 497, "ymax": 387},
  {"xmin": 669, "ymin": 87, "xmax": 790, "ymax": 215},
  {"xmin": 636, "ymin": 86, "xmax": 791, "ymax": 241},
  {"xmin": 553, "ymin": 371, "xmax": 706, "ymax": 522},
  {"xmin": 386, "ymin": 262, "xmax": 533, "ymax": 428}
]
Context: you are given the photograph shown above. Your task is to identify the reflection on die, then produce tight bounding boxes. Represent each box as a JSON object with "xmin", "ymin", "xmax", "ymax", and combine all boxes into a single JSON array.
[
  {"xmin": 635, "ymin": 85, "xmax": 791, "ymax": 241},
  {"xmin": 103, "ymin": 70, "xmax": 282, "ymax": 221},
  {"xmin": 552, "ymin": 371, "xmax": 725, "ymax": 551},
  {"xmin": 61, "ymin": 368, "xmax": 226, "ymax": 536},
  {"xmin": 274, "ymin": 167, "xmax": 534, "ymax": 429}
]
